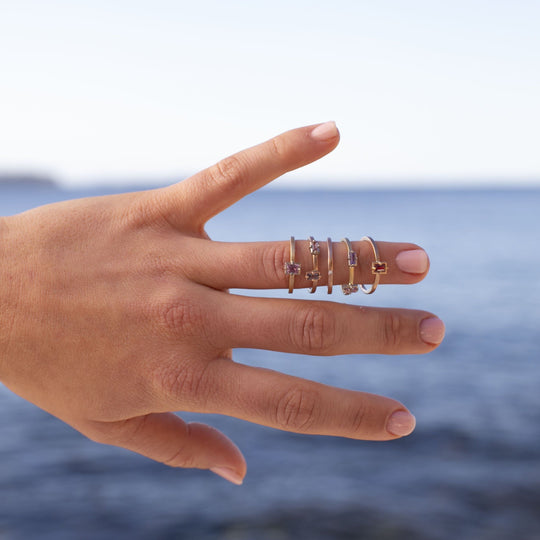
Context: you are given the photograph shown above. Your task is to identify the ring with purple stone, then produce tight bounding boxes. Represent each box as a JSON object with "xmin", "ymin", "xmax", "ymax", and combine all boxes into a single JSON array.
[
  {"xmin": 327, "ymin": 237, "xmax": 334, "ymax": 295},
  {"xmin": 341, "ymin": 238, "xmax": 359, "ymax": 295},
  {"xmin": 283, "ymin": 236, "xmax": 301, "ymax": 294},
  {"xmin": 305, "ymin": 236, "xmax": 321, "ymax": 294},
  {"xmin": 360, "ymin": 236, "xmax": 387, "ymax": 295}
]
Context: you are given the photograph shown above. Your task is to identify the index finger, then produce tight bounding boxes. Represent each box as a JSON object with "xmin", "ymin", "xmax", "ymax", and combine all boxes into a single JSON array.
[{"xmin": 159, "ymin": 122, "xmax": 340, "ymax": 229}]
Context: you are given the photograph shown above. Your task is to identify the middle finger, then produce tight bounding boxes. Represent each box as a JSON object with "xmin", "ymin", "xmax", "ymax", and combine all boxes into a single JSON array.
[{"xmin": 188, "ymin": 239, "xmax": 429, "ymax": 290}]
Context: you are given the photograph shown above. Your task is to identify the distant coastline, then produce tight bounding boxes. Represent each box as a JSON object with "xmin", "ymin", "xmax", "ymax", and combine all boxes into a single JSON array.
[{"xmin": 0, "ymin": 174, "xmax": 58, "ymax": 188}]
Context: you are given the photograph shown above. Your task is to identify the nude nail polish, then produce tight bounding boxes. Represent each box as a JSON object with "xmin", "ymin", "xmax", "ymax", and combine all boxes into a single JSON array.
[
  {"xmin": 395, "ymin": 250, "xmax": 429, "ymax": 274},
  {"xmin": 420, "ymin": 317, "xmax": 445, "ymax": 345},
  {"xmin": 387, "ymin": 411, "xmax": 416, "ymax": 437},
  {"xmin": 311, "ymin": 121, "xmax": 338, "ymax": 141},
  {"xmin": 210, "ymin": 466, "xmax": 244, "ymax": 485}
]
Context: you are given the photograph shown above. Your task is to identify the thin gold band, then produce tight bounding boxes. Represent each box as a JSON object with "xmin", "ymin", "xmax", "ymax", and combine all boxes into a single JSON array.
[
  {"xmin": 360, "ymin": 236, "xmax": 387, "ymax": 294},
  {"xmin": 341, "ymin": 238, "xmax": 359, "ymax": 295},
  {"xmin": 283, "ymin": 236, "xmax": 301, "ymax": 294},
  {"xmin": 305, "ymin": 236, "xmax": 321, "ymax": 293},
  {"xmin": 327, "ymin": 237, "xmax": 333, "ymax": 294}
]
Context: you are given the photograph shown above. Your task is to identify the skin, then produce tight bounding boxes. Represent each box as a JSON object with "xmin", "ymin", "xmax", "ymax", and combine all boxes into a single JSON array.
[{"xmin": 0, "ymin": 124, "xmax": 443, "ymax": 485}]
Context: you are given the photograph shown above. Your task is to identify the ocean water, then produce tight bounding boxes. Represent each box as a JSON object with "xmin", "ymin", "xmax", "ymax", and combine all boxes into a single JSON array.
[{"xmin": 0, "ymin": 184, "xmax": 539, "ymax": 540}]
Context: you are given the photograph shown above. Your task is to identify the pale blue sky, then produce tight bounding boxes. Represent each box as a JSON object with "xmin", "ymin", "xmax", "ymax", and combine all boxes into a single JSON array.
[{"xmin": 1, "ymin": 0, "xmax": 539, "ymax": 187}]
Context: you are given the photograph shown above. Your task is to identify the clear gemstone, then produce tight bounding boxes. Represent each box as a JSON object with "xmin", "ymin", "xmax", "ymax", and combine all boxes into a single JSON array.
[
  {"xmin": 310, "ymin": 241, "xmax": 321, "ymax": 255},
  {"xmin": 284, "ymin": 262, "xmax": 301, "ymax": 275},
  {"xmin": 348, "ymin": 252, "xmax": 358, "ymax": 267},
  {"xmin": 306, "ymin": 270, "xmax": 321, "ymax": 281},
  {"xmin": 372, "ymin": 261, "xmax": 388, "ymax": 274},
  {"xmin": 341, "ymin": 283, "xmax": 359, "ymax": 295}
]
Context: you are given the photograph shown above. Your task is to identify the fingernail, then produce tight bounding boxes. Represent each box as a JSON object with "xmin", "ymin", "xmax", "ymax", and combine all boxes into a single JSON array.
[
  {"xmin": 311, "ymin": 121, "xmax": 339, "ymax": 141},
  {"xmin": 395, "ymin": 249, "xmax": 429, "ymax": 274},
  {"xmin": 420, "ymin": 317, "xmax": 445, "ymax": 345},
  {"xmin": 210, "ymin": 466, "xmax": 244, "ymax": 486},
  {"xmin": 387, "ymin": 410, "xmax": 416, "ymax": 437}
]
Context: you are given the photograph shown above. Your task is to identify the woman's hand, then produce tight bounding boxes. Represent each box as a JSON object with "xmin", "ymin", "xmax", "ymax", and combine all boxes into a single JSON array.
[{"xmin": 0, "ymin": 122, "xmax": 444, "ymax": 485}]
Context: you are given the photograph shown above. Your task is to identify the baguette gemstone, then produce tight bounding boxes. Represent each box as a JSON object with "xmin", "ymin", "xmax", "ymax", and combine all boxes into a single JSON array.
[{"xmin": 284, "ymin": 262, "xmax": 301, "ymax": 275}]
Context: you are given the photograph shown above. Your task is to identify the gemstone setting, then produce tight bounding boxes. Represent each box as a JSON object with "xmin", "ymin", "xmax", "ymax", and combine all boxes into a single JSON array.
[
  {"xmin": 372, "ymin": 261, "xmax": 388, "ymax": 274},
  {"xmin": 309, "ymin": 241, "xmax": 321, "ymax": 255},
  {"xmin": 341, "ymin": 283, "xmax": 359, "ymax": 295},
  {"xmin": 306, "ymin": 270, "xmax": 321, "ymax": 281},
  {"xmin": 284, "ymin": 262, "xmax": 301, "ymax": 275},
  {"xmin": 348, "ymin": 251, "xmax": 358, "ymax": 267}
]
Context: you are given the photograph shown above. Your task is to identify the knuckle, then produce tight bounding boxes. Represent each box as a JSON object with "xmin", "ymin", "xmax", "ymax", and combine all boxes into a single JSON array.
[
  {"xmin": 157, "ymin": 298, "xmax": 205, "ymax": 338},
  {"xmin": 207, "ymin": 154, "xmax": 248, "ymax": 191},
  {"xmin": 349, "ymin": 403, "xmax": 369, "ymax": 436},
  {"xmin": 274, "ymin": 386, "xmax": 320, "ymax": 432},
  {"xmin": 153, "ymin": 362, "xmax": 206, "ymax": 403},
  {"xmin": 380, "ymin": 311, "xmax": 404, "ymax": 350},
  {"xmin": 292, "ymin": 305, "xmax": 338, "ymax": 355},
  {"xmin": 268, "ymin": 135, "xmax": 285, "ymax": 159},
  {"xmin": 261, "ymin": 242, "xmax": 290, "ymax": 284}
]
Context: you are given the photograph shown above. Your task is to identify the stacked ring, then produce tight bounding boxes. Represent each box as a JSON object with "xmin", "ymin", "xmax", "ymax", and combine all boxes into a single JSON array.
[
  {"xmin": 283, "ymin": 236, "xmax": 301, "ymax": 294},
  {"xmin": 360, "ymin": 236, "xmax": 387, "ymax": 294},
  {"xmin": 341, "ymin": 238, "xmax": 359, "ymax": 295},
  {"xmin": 305, "ymin": 236, "xmax": 321, "ymax": 293},
  {"xmin": 327, "ymin": 237, "xmax": 333, "ymax": 294}
]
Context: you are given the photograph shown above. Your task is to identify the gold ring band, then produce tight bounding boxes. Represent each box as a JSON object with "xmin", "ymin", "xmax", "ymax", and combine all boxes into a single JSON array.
[
  {"xmin": 283, "ymin": 236, "xmax": 301, "ymax": 294},
  {"xmin": 341, "ymin": 238, "xmax": 359, "ymax": 295},
  {"xmin": 327, "ymin": 237, "xmax": 333, "ymax": 294},
  {"xmin": 305, "ymin": 236, "xmax": 321, "ymax": 293},
  {"xmin": 360, "ymin": 236, "xmax": 387, "ymax": 294}
]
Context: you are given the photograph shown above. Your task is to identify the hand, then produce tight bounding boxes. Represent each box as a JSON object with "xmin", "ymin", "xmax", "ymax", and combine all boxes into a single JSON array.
[{"xmin": 0, "ymin": 122, "xmax": 444, "ymax": 485}]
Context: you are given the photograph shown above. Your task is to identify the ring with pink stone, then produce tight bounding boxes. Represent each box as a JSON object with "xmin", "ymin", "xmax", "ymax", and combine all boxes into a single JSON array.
[
  {"xmin": 341, "ymin": 238, "xmax": 359, "ymax": 295},
  {"xmin": 283, "ymin": 236, "xmax": 301, "ymax": 294},
  {"xmin": 360, "ymin": 236, "xmax": 387, "ymax": 295}
]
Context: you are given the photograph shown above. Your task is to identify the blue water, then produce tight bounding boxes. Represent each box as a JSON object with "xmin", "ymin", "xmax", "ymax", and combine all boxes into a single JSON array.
[{"xmin": 1, "ymin": 184, "xmax": 539, "ymax": 539}]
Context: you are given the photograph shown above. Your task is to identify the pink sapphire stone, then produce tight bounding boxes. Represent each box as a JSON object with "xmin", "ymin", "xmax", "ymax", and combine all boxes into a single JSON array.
[{"xmin": 284, "ymin": 262, "xmax": 301, "ymax": 275}]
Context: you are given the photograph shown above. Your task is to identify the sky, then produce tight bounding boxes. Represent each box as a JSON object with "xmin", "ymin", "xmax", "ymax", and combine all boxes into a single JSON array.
[{"xmin": 0, "ymin": 0, "xmax": 539, "ymax": 188}]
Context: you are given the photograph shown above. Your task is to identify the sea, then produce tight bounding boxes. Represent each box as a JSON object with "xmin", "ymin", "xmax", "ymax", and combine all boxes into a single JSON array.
[{"xmin": 0, "ymin": 183, "xmax": 539, "ymax": 540}]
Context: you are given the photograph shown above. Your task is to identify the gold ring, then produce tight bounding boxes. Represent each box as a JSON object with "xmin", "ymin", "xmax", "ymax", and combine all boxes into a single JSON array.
[
  {"xmin": 341, "ymin": 238, "xmax": 359, "ymax": 295},
  {"xmin": 305, "ymin": 236, "xmax": 321, "ymax": 293},
  {"xmin": 327, "ymin": 237, "xmax": 333, "ymax": 294},
  {"xmin": 360, "ymin": 236, "xmax": 387, "ymax": 294},
  {"xmin": 283, "ymin": 236, "xmax": 301, "ymax": 294}
]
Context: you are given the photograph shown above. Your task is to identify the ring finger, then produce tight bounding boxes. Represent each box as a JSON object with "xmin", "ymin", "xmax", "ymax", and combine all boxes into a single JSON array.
[{"xmin": 210, "ymin": 294, "xmax": 445, "ymax": 355}]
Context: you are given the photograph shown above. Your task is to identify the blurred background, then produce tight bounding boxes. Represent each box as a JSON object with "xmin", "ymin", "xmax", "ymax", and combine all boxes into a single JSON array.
[{"xmin": 1, "ymin": 1, "xmax": 539, "ymax": 539}]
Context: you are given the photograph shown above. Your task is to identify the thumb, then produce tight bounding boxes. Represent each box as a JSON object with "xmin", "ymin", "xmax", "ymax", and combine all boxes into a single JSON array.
[{"xmin": 81, "ymin": 413, "xmax": 246, "ymax": 485}]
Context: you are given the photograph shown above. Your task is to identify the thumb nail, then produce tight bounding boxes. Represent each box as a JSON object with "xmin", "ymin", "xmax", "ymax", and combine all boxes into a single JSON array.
[{"xmin": 210, "ymin": 466, "xmax": 244, "ymax": 485}]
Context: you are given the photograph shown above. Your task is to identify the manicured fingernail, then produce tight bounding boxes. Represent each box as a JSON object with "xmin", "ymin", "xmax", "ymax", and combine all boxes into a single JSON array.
[
  {"xmin": 420, "ymin": 317, "xmax": 445, "ymax": 345},
  {"xmin": 387, "ymin": 410, "xmax": 416, "ymax": 437},
  {"xmin": 311, "ymin": 121, "xmax": 338, "ymax": 141},
  {"xmin": 395, "ymin": 249, "xmax": 429, "ymax": 274},
  {"xmin": 210, "ymin": 467, "xmax": 244, "ymax": 486}
]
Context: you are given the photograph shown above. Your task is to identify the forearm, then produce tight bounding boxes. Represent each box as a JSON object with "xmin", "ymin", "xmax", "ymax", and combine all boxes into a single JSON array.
[{"xmin": 0, "ymin": 215, "xmax": 19, "ymax": 382}]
